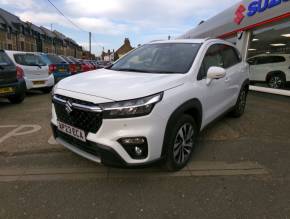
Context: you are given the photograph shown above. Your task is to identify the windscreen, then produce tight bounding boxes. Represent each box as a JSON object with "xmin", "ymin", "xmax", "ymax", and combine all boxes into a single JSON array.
[
  {"xmin": 110, "ymin": 43, "xmax": 201, "ymax": 74},
  {"xmin": 46, "ymin": 54, "xmax": 65, "ymax": 64},
  {"xmin": 14, "ymin": 54, "xmax": 46, "ymax": 66},
  {"xmin": 0, "ymin": 51, "xmax": 13, "ymax": 66}
]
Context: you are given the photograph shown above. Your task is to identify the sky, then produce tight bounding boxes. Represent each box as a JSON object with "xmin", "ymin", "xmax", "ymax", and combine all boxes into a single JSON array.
[{"xmin": 0, "ymin": 0, "xmax": 240, "ymax": 56}]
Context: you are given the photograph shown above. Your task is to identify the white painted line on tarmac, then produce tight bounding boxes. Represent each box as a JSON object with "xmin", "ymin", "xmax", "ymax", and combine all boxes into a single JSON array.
[
  {"xmin": 0, "ymin": 161, "xmax": 269, "ymax": 182},
  {"xmin": 48, "ymin": 136, "xmax": 58, "ymax": 145},
  {"xmin": 0, "ymin": 125, "xmax": 42, "ymax": 144}
]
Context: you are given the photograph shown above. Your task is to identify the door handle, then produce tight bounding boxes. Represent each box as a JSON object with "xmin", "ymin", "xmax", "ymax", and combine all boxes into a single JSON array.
[{"xmin": 225, "ymin": 77, "xmax": 230, "ymax": 82}]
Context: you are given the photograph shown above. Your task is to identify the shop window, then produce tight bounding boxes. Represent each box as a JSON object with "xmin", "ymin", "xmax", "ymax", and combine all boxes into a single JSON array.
[{"xmin": 247, "ymin": 19, "xmax": 290, "ymax": 91}]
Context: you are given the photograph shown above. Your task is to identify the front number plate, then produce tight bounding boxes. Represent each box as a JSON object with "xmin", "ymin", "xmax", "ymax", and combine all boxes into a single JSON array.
[{"xmin": 58, "ymin": 121, "xmax": 86, "ymax": 142}]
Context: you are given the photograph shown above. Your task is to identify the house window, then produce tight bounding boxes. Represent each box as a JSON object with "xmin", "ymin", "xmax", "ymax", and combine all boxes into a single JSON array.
[
  {"xmin": 20, "ymin": 42, "xmax": 25, "ymax": 51},
  {"xmin": 31, "ymin": 44, "xmax": 34, "ymax": 51},
  {"xmin": 7, "ymin": 44, "xmax": 12, "ymax": 50},
  {"xmin": 7, "ymin": 32, "xmax": 12, "ymax": 40}
]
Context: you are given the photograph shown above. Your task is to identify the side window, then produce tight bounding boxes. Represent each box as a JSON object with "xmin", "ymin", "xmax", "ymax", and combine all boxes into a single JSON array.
[
  {"xmin": 221, "ymin": 45, "xmax": 240, "ymax": 68},
  {"xmin": 270, "ymin": 56, "xmax": 286, "ymax": 63},
  {"xmin": 197, "ymin": 44, "xmax": 224, "ymax": 80}
]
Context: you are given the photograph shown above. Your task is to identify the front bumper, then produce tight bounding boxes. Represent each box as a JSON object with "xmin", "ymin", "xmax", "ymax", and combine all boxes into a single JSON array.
[{"xmin": 51, "ymin": 101, "xmax": 168, "ymax": 166}]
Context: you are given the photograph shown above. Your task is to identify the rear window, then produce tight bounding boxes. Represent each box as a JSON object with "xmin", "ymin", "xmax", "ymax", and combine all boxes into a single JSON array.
[
  {"xmin": 0, "ymin": 51, "xmax": 13, "ymax": 66},
  {"xmin": 46, "ymin": 54, "xmax": 64, "ymax": 64},
  {"xmin": 14, "ymin": 54, "xmax": 46, "ymax": 66}
]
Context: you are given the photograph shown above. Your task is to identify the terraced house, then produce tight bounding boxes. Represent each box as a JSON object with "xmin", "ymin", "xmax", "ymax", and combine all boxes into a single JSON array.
[{"xmin": 0, "ymin": 8, "xmax": 83, "ymax": 58}]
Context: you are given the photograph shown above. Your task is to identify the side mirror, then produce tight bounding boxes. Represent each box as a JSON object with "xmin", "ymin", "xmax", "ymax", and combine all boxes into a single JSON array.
[{"xmin": 206, "ymin": 67, "xmax": 226, "ymax": 85}]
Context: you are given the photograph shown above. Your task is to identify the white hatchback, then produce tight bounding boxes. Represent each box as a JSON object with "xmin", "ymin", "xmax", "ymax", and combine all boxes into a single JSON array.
[
  {"xmin": 6, "ymin": 51, "xmax": 54, "ymax": 93},
  {"xmin": 51, "ymin": 39, "xmax": 249, "ymax": 171}
]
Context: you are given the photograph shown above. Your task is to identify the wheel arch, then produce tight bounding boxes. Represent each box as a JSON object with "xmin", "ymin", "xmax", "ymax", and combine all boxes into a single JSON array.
[
  {"xmin": 265, "ymin": 71, "xmax": 286, "ymax": 82},
  {"xmin": 161, "ymin": 98, "xmax": 203, "ymax": 157}
]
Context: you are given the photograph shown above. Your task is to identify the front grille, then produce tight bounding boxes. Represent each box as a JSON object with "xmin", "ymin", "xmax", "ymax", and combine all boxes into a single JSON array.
[
  {"xmin": 57, "ymin": 130, "xmax": 100, "ymax": 157},
  {"xmin": 54, "ymin": 95, "xmax": 102, "ymax": 134}
]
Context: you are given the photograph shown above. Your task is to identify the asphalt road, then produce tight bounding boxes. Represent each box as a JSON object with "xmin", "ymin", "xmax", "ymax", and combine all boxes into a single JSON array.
[{"xmin": 0, "ymin": 91, "xmax": 290, "ymax": 218}]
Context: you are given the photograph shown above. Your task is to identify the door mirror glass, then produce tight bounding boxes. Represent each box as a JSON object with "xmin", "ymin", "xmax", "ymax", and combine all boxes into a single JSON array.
[{"xmin": 207, "ymin": 66, "xmax": 226, "ymax": 79}]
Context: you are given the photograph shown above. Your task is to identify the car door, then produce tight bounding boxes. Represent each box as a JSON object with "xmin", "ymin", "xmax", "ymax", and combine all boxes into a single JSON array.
[
  {"xmin": 220, "ymin": 44, "xmax": 244, "ymax": 107},
  {"xmin": 249, "ymin": 56, "xmax": 271, "ymax": 82},
  {"xmin": 198, "ymin": 44, "xmax": 232, "ymax": 126}
]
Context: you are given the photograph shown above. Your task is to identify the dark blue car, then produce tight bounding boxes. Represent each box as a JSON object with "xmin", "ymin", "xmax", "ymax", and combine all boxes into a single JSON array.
[{"xmin": 38, "ymin": 53, "xmax": 71, "ymax": 83}]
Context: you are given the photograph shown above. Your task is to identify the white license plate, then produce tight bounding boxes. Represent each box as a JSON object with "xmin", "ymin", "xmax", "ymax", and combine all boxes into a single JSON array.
[{"xmin": 58, "ymin": 121, "xmax": 86, "ymax": 142}]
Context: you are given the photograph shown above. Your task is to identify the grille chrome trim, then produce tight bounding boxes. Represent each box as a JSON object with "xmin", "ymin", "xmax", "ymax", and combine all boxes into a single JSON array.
[{"xmin": 53, "ymin": 95, "xmax": 103, "ymax": 113}]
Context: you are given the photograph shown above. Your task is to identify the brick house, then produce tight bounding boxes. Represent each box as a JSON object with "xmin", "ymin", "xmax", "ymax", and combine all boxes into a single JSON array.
[
  {"xmin": 115, "ymin": 38, "xmax": 134, "ymax": 59},
  {"xmin": 0, "ymin": 8, "xmax": 85, "ymax": 58},
  {"xmin": 39, "ymin": 26, "xmax": 55, "ymax": 54}
]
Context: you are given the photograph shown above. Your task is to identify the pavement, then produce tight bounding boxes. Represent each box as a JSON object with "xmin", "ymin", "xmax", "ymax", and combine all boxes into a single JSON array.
[{"xmin": 0, "ymin": 91, "xmax": 290, "ymax": 218}]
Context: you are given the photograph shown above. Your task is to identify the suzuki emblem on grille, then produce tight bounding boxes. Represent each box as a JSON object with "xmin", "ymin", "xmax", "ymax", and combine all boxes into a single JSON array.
[{"xmin": 65, "ymin": 101, "xmax": 73, "ymax": 114}]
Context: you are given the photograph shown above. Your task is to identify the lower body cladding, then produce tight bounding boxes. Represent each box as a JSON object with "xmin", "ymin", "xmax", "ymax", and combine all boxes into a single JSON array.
[
  {"xmin": 51, "ymin": 104, "xmax": 167, "ymax": 167},
  {"xmin": 24, "ymin": 75, "xmax": 55, "ymax": 90}
]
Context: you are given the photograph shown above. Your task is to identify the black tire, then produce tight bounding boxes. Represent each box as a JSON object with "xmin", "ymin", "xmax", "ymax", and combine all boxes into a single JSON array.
[
  {"xmin": 230, "ymin": 86, "xmax": 248, "ymax": 118},
  {"xmin": 8, "ymin": 93, "xmax": 25, "ymax": 104},
  {"xmin": 164, "ymin": 114, "xmax": 198, "ymax": 171},
  {"xmin": 41, "ymin": 87, "xmax": 53, "ymax": 94},
  {"xmin": 267, "ymin": 74, "xmax": 286, "ymax": 89}
]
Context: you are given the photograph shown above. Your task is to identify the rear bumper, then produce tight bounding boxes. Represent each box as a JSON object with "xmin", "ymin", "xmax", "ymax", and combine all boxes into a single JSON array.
[
  {"xmin": 53, "ymin": 72, "xmax": 71, "ymax": 83},
  {"xmin": 0, "ymin": 79, "xmax": 26, "ymax": 98},
  {"xmin": 25, "ymin": 75, "xmax": 55, "ymax": 90}
]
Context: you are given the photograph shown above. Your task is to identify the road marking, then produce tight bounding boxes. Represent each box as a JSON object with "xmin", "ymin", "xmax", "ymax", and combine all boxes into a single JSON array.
[
  {"xmin": 0, "ymin": 161, "xmax": 269, "ymax": 182},
  {"xmin": 0, "ymin": 125, "xmax": 42, "ymax": 144},
  {"xmin": 48, "ymin": 136, "xmax": 58, "ymax": 145}
]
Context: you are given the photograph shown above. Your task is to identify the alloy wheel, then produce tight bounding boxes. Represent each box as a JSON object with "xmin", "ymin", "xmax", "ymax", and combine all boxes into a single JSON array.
[
  {"xmin": 269, "ymin": 76, "xmax": 283, "ymax": 89},
  {"xmin": 173, "ymin": 123, "xmax": 194, "ymax": 165},
  {"xmin": 238, "ymin": 89, "xmax": 247, "ymax": 112}
]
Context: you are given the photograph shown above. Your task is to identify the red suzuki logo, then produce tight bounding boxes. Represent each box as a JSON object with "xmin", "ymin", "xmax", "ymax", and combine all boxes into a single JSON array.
[{"xmin": 234, "ymin": 4, "xmax": 246, "ymax": 25}]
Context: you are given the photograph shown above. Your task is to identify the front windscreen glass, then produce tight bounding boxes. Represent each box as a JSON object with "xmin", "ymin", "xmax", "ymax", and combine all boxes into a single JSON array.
[
  {"xmin": 110, "ymin": 43, "xmax": 201, "ymax": 74},
  {"xmin": 14, "ymin": 54, "xmax": 46, "ymax": 66}
]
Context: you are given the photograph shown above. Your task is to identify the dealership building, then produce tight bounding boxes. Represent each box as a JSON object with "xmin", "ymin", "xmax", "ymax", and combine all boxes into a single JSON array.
[{"xmin": 180, "ymin": 0, "xmax": 290, "ymax": 95}]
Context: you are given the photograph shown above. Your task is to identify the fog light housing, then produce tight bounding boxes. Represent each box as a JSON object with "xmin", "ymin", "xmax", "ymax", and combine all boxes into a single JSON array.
[{"xmin": 118, "ymin": 137, "xmax": 148, "ymax": 159}]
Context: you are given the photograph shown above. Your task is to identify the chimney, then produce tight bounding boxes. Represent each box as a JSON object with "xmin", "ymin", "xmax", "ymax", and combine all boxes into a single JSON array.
[{"xmin": 124, "ymin": 38, "xmax": 130, "ymax": 45}]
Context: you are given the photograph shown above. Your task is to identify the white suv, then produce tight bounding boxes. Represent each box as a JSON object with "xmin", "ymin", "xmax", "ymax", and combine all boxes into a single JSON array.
[
  {"xmin": 248, "ymin": 54, "xmax": 290, "ymax": 89},
  {"xmin": 51, "ymin": 39, "xmax": 249, "ymax": 171}
]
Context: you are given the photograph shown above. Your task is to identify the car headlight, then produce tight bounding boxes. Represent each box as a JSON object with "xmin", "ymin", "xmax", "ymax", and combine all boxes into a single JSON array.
[{"xmin": 100, "ymin": 92, "xmax": 163, "ymax": 119}]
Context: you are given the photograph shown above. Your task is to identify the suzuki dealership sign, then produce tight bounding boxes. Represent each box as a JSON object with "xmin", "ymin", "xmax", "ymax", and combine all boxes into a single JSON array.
[
  {"xmin": 235, "ymin": 0, "xmax": 289, "ymax": 24},
  {"xmin": 180, "ymin": 0, "xmax": 290, "ymax": 39}
]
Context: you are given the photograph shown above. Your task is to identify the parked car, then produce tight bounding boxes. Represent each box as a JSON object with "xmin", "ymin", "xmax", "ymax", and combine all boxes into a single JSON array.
[
  {"xmin": 38, "ymin": 53, "xmax": 70, "ymax": 83},
  {"xmin": 247, "ymin": 54, "xmax": 290, "ymax": 89},
  {"xmin": 0, "ymin": 50, "xmax": 26, "ymax": 103},
  {"xmin": 59, "ymin": 56, "xmax": 82, "ymax": 75},
  {"xmin": 6, "ymin": 51, "xmax": 54, "ymax": 93},
  {"xmin": 51, "ymin": 39, "xmax": 249, "ymax": 171},
  {"xmin": 97, "ymin": 61, "xmax": 112, "ymax": 68},
  {"xmin": 67, "ymin": 56, "xmax": 83, "ymax": 74},
  {"xmin": 77, "ymin": 59, "xmax": 92, "ymax": 72}
]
